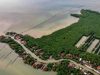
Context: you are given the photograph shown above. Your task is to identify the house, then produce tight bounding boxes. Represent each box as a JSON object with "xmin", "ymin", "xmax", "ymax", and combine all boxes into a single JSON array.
[
  {"xmin": 97, "ymin": 66, "xmax": 100, "ymax": 71},
  {"xmin": 60, "ymin": 51, "xmax": 66, "ymax": 58},
  {"xmin": 6, "ymin": 32, "xmax": 17, "ymax": 36},
  {"xmin": 41, "ymin": 64, "xmax": 48, "ymax": 71},
  {"xmin": 20, "ymin": 40, "xmax": 27, "ymax": 45},
  {"xmin": 34, "ymin": 49, "xmax": 43, "ymax": 56},
  {"xmin": 32, "ymin": 62, "xmax": 44, "ymax": 69},
  {"xmin": 66, "ymin": 54, "xmax": 73, "ymax": 59},
  {"xmin": 14, "ymin": 34, "xmax": 22, "ymax": 40},
  {"xmin": 68, "ymin": 62, "xmax": 76, "ymax": 68},
  {"xmin": 0, "ymin": 35, "xmax": 5, "ymax": 40}
]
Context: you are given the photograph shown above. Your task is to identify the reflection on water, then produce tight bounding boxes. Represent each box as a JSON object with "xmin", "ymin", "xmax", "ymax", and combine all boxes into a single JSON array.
[{"xmin": 0, "ymin": 0, "xmax": 100, "ymax": 75}]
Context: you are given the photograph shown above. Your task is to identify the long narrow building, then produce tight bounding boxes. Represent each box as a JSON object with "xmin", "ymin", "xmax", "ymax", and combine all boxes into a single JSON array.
[
  {"xmin": 75, "ymin": 36, "xmax": 89, "ymax": 48},
  {"xmin": 87, "ymin": 39, "xmax": 99, "ymax": 53}
]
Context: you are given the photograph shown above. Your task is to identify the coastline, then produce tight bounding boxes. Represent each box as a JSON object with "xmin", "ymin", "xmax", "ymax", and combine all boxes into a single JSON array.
[
  {"xmin": 24, "ymin": 16, "xmax": 79, "ymax": 38},
  {"xmin": 0, "ymin": 43, "xmax": 56, "ymax": 75}
]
